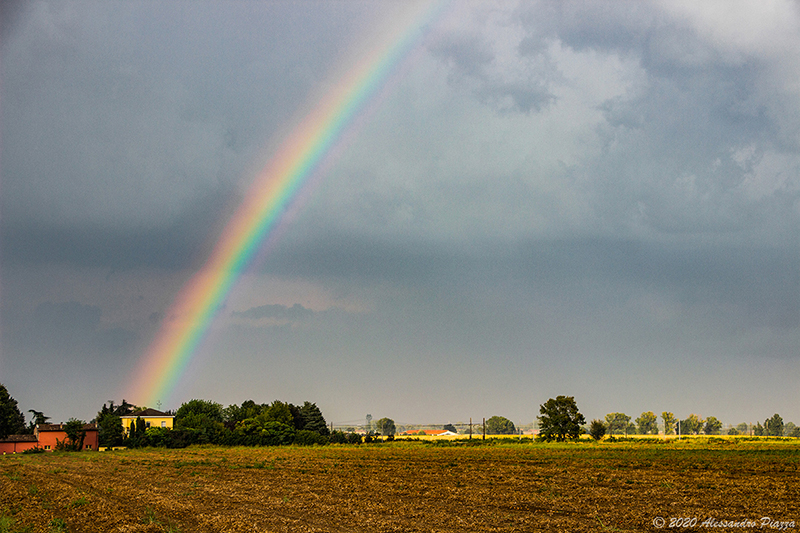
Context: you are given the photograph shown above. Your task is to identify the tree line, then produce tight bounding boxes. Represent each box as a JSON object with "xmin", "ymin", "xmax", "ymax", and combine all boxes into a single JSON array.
[
  {"xmin": 97, "ymin": 398, "xmax": 335, "ymax": 448},
  {"xmin": 2, "ymin": 384, "xmax": 797, "ymax": 450},
  {"xmin": 590, "ymin": 411, "xmax": 799, "ymax": 438}
]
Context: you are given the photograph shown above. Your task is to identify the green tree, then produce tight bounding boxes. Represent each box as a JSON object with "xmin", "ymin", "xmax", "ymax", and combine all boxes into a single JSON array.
[
  {"xmin": 443, "ymin": 423, "xmax": 457, "ymax": 433},
  {"xmin": 784, "ymin": 422, "xmax": 797, "ymax": 437},
  {"xmin": 297, "ymin": 402, "xmax": 329, "ymax": 436},
  {"xmin": 765, "ymin": 414, "xmax": 784, "ymax": 437},
  {"xmin": 537, "ymin": 396, "xmax": 586, "ymax": 442},
  {"xmin": 604, "ymin": 413, "xmax": 631, "ymax": 435},
  {"xmin": 0, "ymin": 384, "xmax": 26, "ymax": 439},
  {"xmin": 175, "ymin": 399, "xmax": 226, "ymax": 444},
  {"xmin": 679, "ymin": 414, "xmax": 704, "ymax": 435},
  {"xmin": 753, "ymin": 422, "xmax": 765, "ymax": 436},
  {"xmin": 661, "ymin": 412, "xmax": 677, "ymax": 435},
  {"xmin": 375, "ymin": 417, "xmax": 396, "ymax": 437},
  {"xmin": 703, "ymin": 416, "xmax": 722, "ymax": 435},
  {"xmin": 97, "ymin": 412, "xmax": 124, "ymax": 447},
  {"xmin": 62, "ymin": 418, "xmax": 87, "ymax": 451},
  {"xmin": 263, "ymin": 400, "xmax": 294, "ymax": 427},
  {"xmin": 588, "ymin": 419, "xmax": 606, "ymax": 441},
  {"xmin": 28, "ymin": 409, "xmax": 50, "ymax": 429},
  {"xmin": 726, "ymin": 427, "xmax": 739, "ymax": 436},
  {"xmin": 736, "ymin": 422, "xmax": 749, "ymax": 435},
  {"xmin": 635, "ymin": 411, "xmax": 658, "ymax": 435},
  {"xmin": 486, "ymin": 416, "xmax": 516, "ymax": 435}
]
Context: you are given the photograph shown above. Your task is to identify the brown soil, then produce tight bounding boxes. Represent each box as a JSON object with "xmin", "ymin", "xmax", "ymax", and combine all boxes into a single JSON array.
[{"xmin": 1, "ymin": 440, "xmax": 798, "ymax": 532}]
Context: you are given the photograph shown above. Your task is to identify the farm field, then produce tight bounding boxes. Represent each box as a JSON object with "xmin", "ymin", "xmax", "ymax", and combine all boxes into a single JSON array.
[{"xmin": 1, "ymin": 439, "xmax": 798, "ymax": 532}]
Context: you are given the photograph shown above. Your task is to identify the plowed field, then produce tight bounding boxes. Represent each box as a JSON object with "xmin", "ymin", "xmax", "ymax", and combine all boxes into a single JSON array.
[{"xmin": 1, "ymin": 439, "xmax": 798, "ymax": 532}]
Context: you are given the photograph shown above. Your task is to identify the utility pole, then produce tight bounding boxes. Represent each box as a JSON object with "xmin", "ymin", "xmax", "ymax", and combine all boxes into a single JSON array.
[
  {"xmin": 482, "ymin": 418, "xmax": 486, "ymax": 440},
  {"xmin": 469, "ymin": 418, "xmax": 472, "ymax": 439}
]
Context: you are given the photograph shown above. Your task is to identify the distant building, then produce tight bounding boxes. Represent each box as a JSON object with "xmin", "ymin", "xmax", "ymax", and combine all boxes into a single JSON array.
[
  {"xmin": 401, "ymin": 429, "xmax": 457, "ymax": 437},
  {"xmin": 120, "ymin": 408, "xmax": 174, "ymax": 435},
  {"xmin": 0, "ymin": 423, "xmax": 99, "ymax": 454}
]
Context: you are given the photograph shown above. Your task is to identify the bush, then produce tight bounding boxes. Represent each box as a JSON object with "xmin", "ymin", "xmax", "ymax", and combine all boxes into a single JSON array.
[
  {"xmin": 294, "ymin": 429, "xmax": 328, "ymax": 446},
  {"xmin": 588, "ymin": 419, "xmax": 607, "ymax": 441}
]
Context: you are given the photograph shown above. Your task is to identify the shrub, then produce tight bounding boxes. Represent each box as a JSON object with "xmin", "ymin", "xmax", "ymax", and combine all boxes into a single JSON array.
[
  {"xmin": 588, "ymin": 420, "xmax": 607, "ymax": 441},
  {"xmin": 294, "ymin": 429, "xmax": 328, "ymax": 446}
]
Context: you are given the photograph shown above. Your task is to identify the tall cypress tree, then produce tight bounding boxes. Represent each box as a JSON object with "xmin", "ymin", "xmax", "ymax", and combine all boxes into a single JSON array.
[{"xmin": 0, "ymin": 384, "xmax": 27, "ymax": 439}]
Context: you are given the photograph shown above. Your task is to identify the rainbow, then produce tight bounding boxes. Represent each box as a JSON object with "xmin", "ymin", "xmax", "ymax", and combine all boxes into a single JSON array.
[{"xmin": 131, "ymin": 1, "xmax": 447, "ymax": 407}]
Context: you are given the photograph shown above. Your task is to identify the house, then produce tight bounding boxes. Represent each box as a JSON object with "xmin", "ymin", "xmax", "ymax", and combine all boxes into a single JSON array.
[
  {"xmin": 0, "ymin": 434, "xmax": 39, "ymax": 454},
  {"xmin": 121, "ymin": 408, "xmax": 174, "ymax": 435},
  {"xmin": 36, "ymin": 423, "xmax": 99, "ymax": 451},
  {"xmin": 0, "ymin": 423, "xmax": 99, "ymax": 454}
]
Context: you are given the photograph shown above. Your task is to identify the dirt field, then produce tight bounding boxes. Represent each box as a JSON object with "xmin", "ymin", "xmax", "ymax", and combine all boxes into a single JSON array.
[{"xmin": 1, "ymin": 438, "xmax": 798, "ymax": 532}]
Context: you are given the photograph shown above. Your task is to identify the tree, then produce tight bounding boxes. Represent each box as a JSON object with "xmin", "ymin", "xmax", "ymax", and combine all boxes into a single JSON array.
[
  {"xmin": 486, "ymin": 416, "xmax": 516, "ymax": 435},
  {"xmin": 0, "ymin": 384, "xmax": 26, "ymax": 439},
  {"xmin": 703, "ymin": 416, "xmax": 722, "ymax": 435},
  {"xmin": 443, "ymin": 423, "xmax": 457, "ymax": 434},
  {"xmin": 736, "ymin": 422, "xmax": 749, "ymax": 435},
  {"xmin": 661, "ymin": 412, "xmax": 677, "ymax": 435},
  {"xmin": 97, "ymin": 412, "xmax": 124, "ymax": 448},
  {"xmin": 537, "ymin": 396, "xmax": 586, "ymax": 442},
  {"xmin": 784, "ymin": 422, "xmax": 798, "ymax": 437},
  {"xmin": 175, "ymin": 399, "xmax": 226, "ymax": 444},
  {"xmin": 28, "ymin": 409, "xmax": 51, "ymax": 428},
  {"xmin": 727, "ymin": 427, "xmax": 739, "ymax": 436},
  {"xmin": 375, "ymin": 417, "xmax": 396, "ymax": 437},
  {"xmin": 61, "ymin": 418, "xmax": 87, "ymax": 451},
  {"xmin": 296, "ymin": 402, "xmax": 329, "ymax": 436},
  {"xmin": 679, "ymin": 414, "xmax": 704, "ymax": 435},
  {"xmin": 766, "ymin": 414, "xmax": 784, "ymax": 437},
  {"xmin": 604, "ymin": 413, "xmax": 631, "ymax": 435},
  {"xmin": 753, "ymin": 422, "xmax": 765, "ymax": 436},
  {"xmin": 588, "ymin": 419, "xmax": 606, "ymax": 441},
  {"xmin": 636, "ymin": 412, "xmax": 658, "ymax": 435}
]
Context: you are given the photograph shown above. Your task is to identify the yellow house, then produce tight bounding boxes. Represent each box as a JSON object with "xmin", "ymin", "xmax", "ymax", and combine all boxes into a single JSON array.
[{"xmin": 121, "ymin": 408, "xmax": 174, "ymax": 434}]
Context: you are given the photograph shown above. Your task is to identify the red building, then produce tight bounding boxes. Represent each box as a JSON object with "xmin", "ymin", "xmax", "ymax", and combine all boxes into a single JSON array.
[{"xmin": 0, "ymin": 423, "xmax": 99, "ymax": 454}]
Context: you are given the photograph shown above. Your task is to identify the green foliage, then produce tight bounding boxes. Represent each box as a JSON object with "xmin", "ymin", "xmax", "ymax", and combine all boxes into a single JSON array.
[
  {"xmin": 0, "ymin": 384, "xmax": 27, "ymax": 439},
  {"xmin": 296, "ymin": 402, "xmax": 329, "ymax": 436},
  {"xmin": 604, "ymin": 413, "xmax": 631, "ymax": 435},
  {"xmin": 97, "ymin": 413, "xmax": 124, "ymax": 448},
  {"xmin": 677, "ymin": 414, "xmax": 704, "ymax": 435},
  {"xmin": 485, "ymin": 416, "xmax": 516, "ymax": 435},
  {"xmin": 766, "ymin": 414, "xmax": 784, "ymax": 437},
  {"xmin": 375, "ymin": 417, "xmax": 396, "ymax": 437},
  {"xmin": 176, "ymin": 399, "xmax": 223, "ymax": 426},
  {"xmin": 635, "ymin": 412, "xmax": 658, "ymax": 435},
  {"xmin": 263, "ymin": 401, "xmax": 293, "ymax": 427},
  {"xmin": 537, "ymin": 395, "xmax": 586, "ymax": 442},
  {"xmin": 175, "ymin": 400, "xmax": 226, "ymax": 444},
  {"xmin": 48, "ymin": 518, "xmax": 67, "ymax": 533},
  {"xmin": 56, "ymin": 419, "xmax": 87, "ymax": 451},
  {"xmin": 753, "ymin": 422, "xmax": 765, "ymax": 436},
  {"xmin": 443, "ymin": 424, "xmax": 457, "ymax": 433},
  {"xmin": 294, "ymin": 429, "xmax": 328, "ymax": 446},
  {"xmin": 703, "ymin": 416, "xmax": 722, "ymax": 435},
  {"xmin": 588, "ymin": 419, "xmax": 607, "ymax": 441},
  {"xmin": 661, "ymin": 412, "xmax": 677, "ymax": 435}
]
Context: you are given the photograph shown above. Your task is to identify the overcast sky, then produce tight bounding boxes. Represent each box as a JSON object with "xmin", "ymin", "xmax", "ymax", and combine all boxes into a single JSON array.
[{"xmin": 1, "ymin": 1, "xmax": 798, "ymax": 429}]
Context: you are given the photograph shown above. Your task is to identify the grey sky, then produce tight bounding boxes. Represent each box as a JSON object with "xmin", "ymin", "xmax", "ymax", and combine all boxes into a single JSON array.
[{"xmin": 1, "ymin": 0, "xmax": 798, "ymax": 428}]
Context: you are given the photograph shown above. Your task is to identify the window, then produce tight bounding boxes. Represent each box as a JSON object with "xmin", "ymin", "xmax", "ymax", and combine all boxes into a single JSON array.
[
  {"xmin": 85, "ymin": 444, "xmax": 92, "ymax": 450},
  {"xmin": 161, "ymin": 421, "xmax": 166, "ymax": 428},
  {"xmin": 146, "ymin": 422, "xmax": 151, "ymax": 428},
  {"xmin": 44, "ymin": 445, "xmax": 51, "ymax": 450}
]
